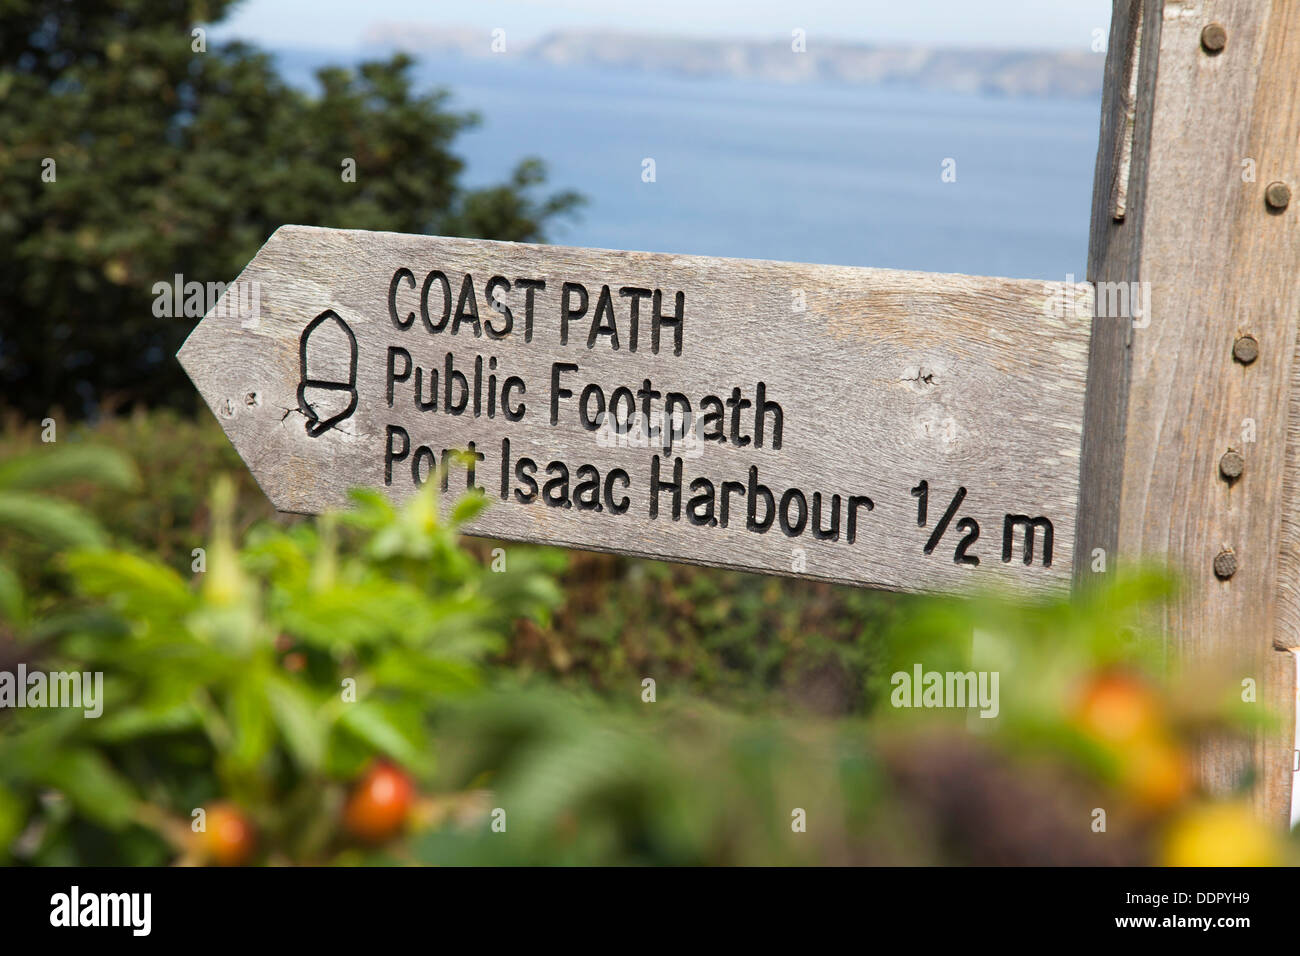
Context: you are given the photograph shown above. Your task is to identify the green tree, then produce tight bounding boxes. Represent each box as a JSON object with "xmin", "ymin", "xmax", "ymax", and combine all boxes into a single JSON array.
[{"xmin": 0, "ymin": 0, "xmax": 582, "ymax": 419}]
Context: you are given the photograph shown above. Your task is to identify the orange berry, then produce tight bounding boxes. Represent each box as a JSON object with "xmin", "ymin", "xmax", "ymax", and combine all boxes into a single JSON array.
[
  {"xmin": 200, "ymin": 802, "xmax": 256, "ymax": 866},
  {"xmin": 1074, "ymin": 671, "xmax": 1163, "ymax": 746},
  {"xmin": 342, "ymin": 761, "xmax": 415, "ymax": 843},
  {"xmin": 1122, "ymin": 736, "xmax": 1192, "ymax": 812}
]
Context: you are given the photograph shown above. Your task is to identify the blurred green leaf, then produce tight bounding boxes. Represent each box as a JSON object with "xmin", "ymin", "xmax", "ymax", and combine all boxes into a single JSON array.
[
  {"xmin": 64, "ymin": 549, "xmax": 195, "ymax": 621},
  {"xmin": 0, "ymin": 788, "xmax": 25, "ymax": 860},
  {"xmin": 0, "ymin": 491, "xmax": 106, "ymax": 548},
  {"xmin": 94, "ymin": 700, "xmax": 200, "ymax": 742},
  {"xmin": 0, "ymin": 446, "xmax": 138, "ymax": 493},
  {"xmin": 0, "ymin": 557, "xmax": 24, "ymax": 622},
  {"xmin": 338, "ymin": 701, "xmax": 428, "ymax": 773},
  {"xmin": 267, "ymin": 677, "xmax": 326, "ymax": 772},
  {"xmin": 41, "ymin": 750, "xmax": 137, "ymax": 830},
  {"xmin": 226, "ymin": 676, "xmax": 274, "ymax": 773},
  {"xmin": 451, "ymin": 489, "xmax": 488, "ymax": 523}
]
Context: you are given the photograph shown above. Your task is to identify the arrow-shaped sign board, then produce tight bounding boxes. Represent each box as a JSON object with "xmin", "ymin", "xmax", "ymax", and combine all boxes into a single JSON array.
[{"xmin": 179, "ymin": 225, "xmax": 1093, "ymax": 595}]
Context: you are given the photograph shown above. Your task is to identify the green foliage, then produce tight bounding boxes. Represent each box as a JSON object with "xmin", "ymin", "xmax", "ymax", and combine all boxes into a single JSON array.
[
  {"xmin": 0, "ymin": 413, "xmax": 1286, "ymax": 865},
  {"xmin": 506, "ymin": 552, "xmax": 909, "ymax": 715},
  {"xmin": 414, "ymin": 569, "xmax": 1274, "ymax": 866},
  {"xmin": 0, "ymin": 410, "xmax": 271, "ymax": 577},
  {"xmin": 0, "ymin": 441, "xmax": 138, "ymax": 624},
  {"xmin": 0, "ymin": 0, "xmax": 583, "ymax": 418},
  {"xmin": 0, "ymin": 477, "xmax": 563, "ymax": 865}
]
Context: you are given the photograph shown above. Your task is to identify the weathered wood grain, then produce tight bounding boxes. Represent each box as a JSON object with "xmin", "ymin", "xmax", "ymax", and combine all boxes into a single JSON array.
[
  {"xmin": 1108, "ymin": 1, "xmax": 1145, "ymax": 221},
  {"xmin": 179, "ymin": 226, "xmax": 1092, "ymax": 596},
  {"xmin": 1080, "ymin": 0, "xmax": 1299, "ymax": 822}
]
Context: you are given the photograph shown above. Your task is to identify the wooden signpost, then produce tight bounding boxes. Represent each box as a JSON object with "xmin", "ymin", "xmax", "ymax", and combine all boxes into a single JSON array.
[
  {"xmin": 1077, "ymin": 0, "xmax": 1299, "ymax": 823},
  {"xmin": 179, "ymin": 227, "xmax": 1092, "ymax": 596},
  {"xmin": 179, "ymin": 0, "xmax": 1299, "ymax": 822}
]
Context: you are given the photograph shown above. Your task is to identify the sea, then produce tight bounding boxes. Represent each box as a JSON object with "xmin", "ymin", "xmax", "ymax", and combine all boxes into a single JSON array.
[{"xmin": 275, "ymin": 49, "xmax": 1102, "ymax": 281}]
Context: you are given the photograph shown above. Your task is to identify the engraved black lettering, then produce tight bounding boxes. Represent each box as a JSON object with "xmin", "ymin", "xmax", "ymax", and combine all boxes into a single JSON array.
[
  {"xmin": 499, "ymin": 437, "xmax": 510, "ymax": 499},
  {"xmin": 420, "ymin": 270, "xmax": 452, "ymax": 333},
  {"xmin": 574, "ymin": 464, "xmax": 602, "ymax": 511},
  {"xmin": 720, "ymin": 480, "xmax": 744, "ymax": 528},
  {"xmin": 1002, "ymin": 515, "xmax": 1053, "ymax": 566},
  {"xmin": 465, "ymin": 440, "xmax": 484, "ymax": 490},
  {"xmin": 955, "ymin": 517, "xmax": 980, "ymax": 566},
  {"xmin": 812, "ymin": 492, "xmax": 841, "ymax": 541},
  {"xmin": 515, "ymin": 278, "xmax": 545, "ymax": 343},
  {"xmin": 438, "ymin": 449, "xmax": 452, "ymax": 491},
  {"xmin": 580, "ymin": 384, "xmax": 606, "ymax": 431},
  {"xmin": 389, "ymin": 268, "xmax": 416, "ymax": 330},
  {"xmin": 687, "ymin": 477, "xmax": 717, "ymax": 527},
  {"xmin": 911, "ymin": 481, "xmax": 929, "ymax": 526},
  {"xmin": 542, "ymin": 461, "xmax": 572, "ymax": 509},
  {"xmin": 649, "ymin": 455, "xmax": 682, "ymax": 520},
  {"xmin": 727, "ymin": 387, "xmax": 752, "ymax": 447},
  {"xmin": 550, "ymin": 362, "xmax": 578, "ymax": 426},
  {"xmin": 605, "ymin": 469, "xmax": 630, "ymax": 514},
  {"xmin": 610, "ymin": 386, "xmax": 636, "ymax": 435},
  {"xmin": 414, "ymin": 365, "xmax": 437, "ymax": 411},
  {"xmin": 651, "ymin": 289, "xmax": 684, "ymax": 355},
  {"xmin": 846, "ymin": 495, "xmax": 875, "ymax": 544},
  {"xmin": 412, "ymin": 445, "xmax": 437, "ymax": 488},
  {"xmin": 514, "ymin": 456, "xmax": 538, "ymax": 503},
  {"xmin": 444, "ymin": 353, "xmax": 469, "ymax": 414},
  {"xmin": 746, "ymin": 466, "xmax": 774, "ymax": 532},
  {"xmin": 638, "ymin": 378, "xmax": 662, "ymax": 442},
  {"xmin": 663, "ymin": 393, "xmax": 690, "ymax": 454},
  {"xmin": 618, "ymin": 287, "xmax": 650, "ymax": 352},
  {"xmin": 588, "ymin": 285, "xmax": 620, "ymax": 350},
  {"xmin": 386, "ymin": 346, "xmax": 411, "ymax": 407},
  {"xmin": 754, "ymin": 382, "xmax": 783, "ymax": 450},
  {"xmin": 700, "ymin": 396, "xmax": 726, "ymax": 442},
  {"xmin": 560, "ymin": 282, "xmax": 588, "ymax": 346},
  {"xmin": 484, "ymin": 276, "xmax": 512, "ymax": 338},
  {"xmin": 473, "ymin": 355, "xmax": 482, "ymax": 417},
  {"xmin": 503, "ymin": 376, "xmax": 526, "ymax": 421},
  {"xmin": 779, "ymin": 488, "xmax": 808, "ymax": 537},
  {"xmin": 452, "ymin": 273, "xmax": 482, "ymax": 336},
  {"xmin": 384, "ymin": 424, "xmax": 409, "ymax": 486},
  {"xmin": 923, "ymin": 486, "xmax": 965, "ymax": 555}
]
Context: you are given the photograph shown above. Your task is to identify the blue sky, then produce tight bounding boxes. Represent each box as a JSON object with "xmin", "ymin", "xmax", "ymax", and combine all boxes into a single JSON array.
[{"xmin": 214, "ymin": 0, "xmax": 1113, "ymax": 51}]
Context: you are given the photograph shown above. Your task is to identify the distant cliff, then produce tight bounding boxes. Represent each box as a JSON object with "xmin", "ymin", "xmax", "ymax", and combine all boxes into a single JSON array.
[{"xmin": 362, "ymin": 25, "xmax": 1104, "ymax": 99}]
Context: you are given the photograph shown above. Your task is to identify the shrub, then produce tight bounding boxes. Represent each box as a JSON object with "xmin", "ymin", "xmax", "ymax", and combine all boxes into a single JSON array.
[{"xmin": 0, "ymin": 477, "xmax": 562, "ymax": 864}]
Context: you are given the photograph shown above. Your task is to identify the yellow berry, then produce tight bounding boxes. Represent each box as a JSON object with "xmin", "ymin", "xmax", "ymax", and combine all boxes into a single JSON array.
[{"xmin": 1163, "ymin": 802, "xmax": 1279, "ymax": 867}]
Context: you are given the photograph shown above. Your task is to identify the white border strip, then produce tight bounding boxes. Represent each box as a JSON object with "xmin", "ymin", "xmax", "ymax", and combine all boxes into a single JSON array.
[{"xmin": 1291, "ymin": 649, "xmax": 1300, "ymax": 829}]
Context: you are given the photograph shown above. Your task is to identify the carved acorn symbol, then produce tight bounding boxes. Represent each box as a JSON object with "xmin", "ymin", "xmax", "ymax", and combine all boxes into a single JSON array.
[{"xmin": 297, "ymin": 309, "xmax": 358, "ymax": 436}]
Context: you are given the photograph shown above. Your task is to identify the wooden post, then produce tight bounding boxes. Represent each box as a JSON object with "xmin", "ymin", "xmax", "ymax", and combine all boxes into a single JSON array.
[{"xmin": 1079, "ymin": 0, "xmax": 1300, "ymax": 822}]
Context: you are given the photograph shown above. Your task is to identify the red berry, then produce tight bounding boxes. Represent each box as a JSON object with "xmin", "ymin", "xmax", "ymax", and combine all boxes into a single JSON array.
[{"xmin": 343, "ymin": 761, "xmax": 415, "ymax": 843}]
